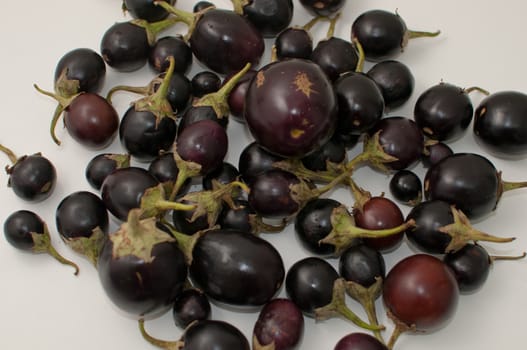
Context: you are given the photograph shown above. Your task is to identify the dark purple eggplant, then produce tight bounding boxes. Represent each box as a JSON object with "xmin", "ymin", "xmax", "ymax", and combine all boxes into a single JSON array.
[
  {"xmin": 170, "ymin": 228, "xmax": 285, "ymax": 308},
  {"xmin": 97, "ymin": 209, "xmax": 187, "ymax": 317}
]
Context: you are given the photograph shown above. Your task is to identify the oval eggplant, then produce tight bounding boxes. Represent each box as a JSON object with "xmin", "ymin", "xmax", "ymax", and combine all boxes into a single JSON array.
[{"xmin": 189, "ymin": 229, "xmax": 285, "ymax": 307}]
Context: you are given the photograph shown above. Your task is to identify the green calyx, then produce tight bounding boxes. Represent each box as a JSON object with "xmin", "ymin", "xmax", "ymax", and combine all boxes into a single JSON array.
[
  {"xmin": 133, "ymin": 56, "xmax": 177, "ymax": 124},
  {"xmin": 54, "ymin": 68, "xmax": 81, "ymax": 98},
  {"xmin": 319, "ymin": 205, "xmax": 415, "ymax": 256},
  {"xmin": 438, "ymin": 205, "xmax": 515, "ymax": 253},
  {"xmin": 195, "ymin": 63, "xmax": 252, "ymax": 119},
  {"xmin": 30, "ymin": 224, "xmax": 79, "ymax": 275},
  {"xmin": 110, "ymin": 209, "xmax": 176, "ymax": 263},
  {"xmin": 61, "ymin": 227, "xmax": 107, "ymax": 267},
  {"xmin": 178, "ymin": 180, "xmax": 251, "ymax": 229}
]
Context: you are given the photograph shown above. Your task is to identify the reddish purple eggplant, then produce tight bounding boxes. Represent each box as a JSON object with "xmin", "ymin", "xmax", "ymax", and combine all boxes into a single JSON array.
[{"xmin": 253, "ymin": 298, "xmax": 305, "ymax": 350}]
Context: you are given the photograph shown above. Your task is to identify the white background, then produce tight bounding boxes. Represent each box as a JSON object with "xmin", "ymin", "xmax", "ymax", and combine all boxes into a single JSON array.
[{"xmin": 0, "ymin": 0, "xmax": 526, "ymax": 349}]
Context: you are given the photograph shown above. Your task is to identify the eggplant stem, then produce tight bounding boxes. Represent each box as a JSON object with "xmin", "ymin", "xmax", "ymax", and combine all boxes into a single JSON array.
[
  {"xmin": 302, "ymin": 15, "xmax": 328, "ymax": 31},
  {"xmin": 464, "ymin": 86, "xmax": 490, "ymax": 96},
  {"xmin": 502, "ymin": 180, "xmax": 527, "ymax": 192},
  {"xmin": 138, "ymin": 319, "xmax": 183, "ymax": 350},
  {"xmin": 490, "ymin": 251, "xmax": 526, "ymax": 262},
  {"xmin": 315, "ymin": 278, "xmax": 384, "ymax": 331},
  {"xmin": 326, "ymin": 12, "xmax": 341, "ymax": 39},
  {"xmin": 407, "ymin": 29, "xmax": 441, "ymax": 39},
  {"xmin": 0, "ymin": 144, "xmax": 18, "ymax": 164},
  {"xmin": 106, "ymin": 85, "xmax": 150, "ymax": 104}
]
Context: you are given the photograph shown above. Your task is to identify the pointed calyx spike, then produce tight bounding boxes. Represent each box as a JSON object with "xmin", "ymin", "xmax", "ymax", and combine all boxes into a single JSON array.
[{"xmin": 438, "ymin": 205, "xmax": 515, "ymax": 253}]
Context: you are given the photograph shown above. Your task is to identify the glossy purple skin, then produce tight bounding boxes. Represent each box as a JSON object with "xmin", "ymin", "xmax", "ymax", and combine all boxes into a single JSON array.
[
  {"xmin": 55, "ymin": 191, "xmax": 109, "ymax": 240},
  {"xmin": 123, "ymin": 0, "xmax": 175, "ymax": 22},
  {"xmin": 238, "ymin": 142, "xmax": 284, "ymax": 185},
  {"xmin": 226, "ymin": 69, "xmax": 257, "ymax": 121},
  {"xmin": 274, "ymin": 27, "xmax": 313, "ymax": 60},
  {"xmin": 245, "ymin": 59, "xmax": 338, "ymax": 158},
  {"xmin": 370, "ymin": 116, "xmax": 424, "ymax": 171},
  {"xmin": 424, "ymin": 153, "xmax": 501, "ymax": 219},
  {"xmin": 414, "ymin": 83, "xmax": 473, "ymax": 141},
  {"xmin": 422, "ymin": 141, "xmax": 453, "ymax": 168},
  {"xmin": 6, "ymin": 153, "xmax": 56, "ymax": 202},
  {"xmin": 97, "ymin": 234, "xmax": 187, "ymax": 317},
  {"xmin": 253, "ymin": 298, "xmax": 305, "ymax": 350},
  {"xmin": 367, "ymin": 60, "xmax": 414, "ymax": 110},
  {"xmin": 311, "ymin": 37, "xmax": 359, "ymax": 82},
  {"xmin": 191, "ymin": 71, "xmax": 221, "ymax": 98},
  {"xmin": 405, "ymin": 200, "xmax": 454, "ymax": 254},
  {"xmin": 189, "ymin": 9, "xmax": 264, "ymax": 75},
  {"xmin": 183, "ymin": 320, "xmax": 250, "ymax": 350},
  {"xmin": 100, "ymin": 21, "xmax": 150, "ymax": 72},
  {"xmin": 119, "ymin": 108, "xmax": 177, "ymax": 163},
  {"xmin": 242, "ymin": 0, "xmax": 294, "ymax": 38},
  {"xmin": 173, "ymin": 288, "xmax": 211, "ymax": 329},
  {"xmin": 351, "ymin": 9, "xmax": 407, "ymax": 62},
  {"xmin": 294, "ymin": 198, "xmax": 341, "ymax": 256},
  {"xmin": 383, "ymin": 254, "xmax": 459, "ymax": 332},
  {"xmin": 299, "ymin": 0, "xmax": 345, "ymax": 16},
  {"xmin": 285, "ymin": 256, "xmax": 339, "ymax": 317},
  {"xmin": 54, "ymin": 48, "xmax": 106, "ymax": 94},
  {"xmin": 334, "ymin": 332, "xmax": 388, "ymax": 350},
  {"xmin": 389, "ymin": 169, "xmax": 422, "ymax": 206},
  {"xmin": 339, "ymin": 244, "xmax": 386, "ymax": 288},
  {"xmin": 64, "ymin": 93, "xmax": 119, "ymax": 149},
  {"xmin": 149, "ymin": 36, "xmax": 192, "ymax": 74},
  {"xmin": 4, "ymin": 210, "xmax": 46, "ymax": 251},
  {"xmin": 354, "ymin": 196, "xmax": 405, "ymax": 253},
  {"xmin": 176, "ymin": 119, "xmax": 228, "ymax": 175},
  {"xmin": 248, "ymin": 169, "xmax": 301, "ymax": 219},
  {"xmin": 301, "ymin": 136, "xmax": 346, "ymax": 172},
  {"xmin": 85, "ymin": 153, "xmax": 128, "ymax": 191},
  {"xmin": 189, "ymin": 229, "xmax": 285, "ymax": 307},
  {"xmin": 100, "ymin": 167, "xmax": 158, "ymax": 221},
  {"xmin": 443, "ymin": 243, "xmax": 491, "ymax": 293},
  {"xmin": 474, "ymin": 90, "xmax": 527, "ymax": 157},
  {"xmin": 334, "ymin": 72, "xmax": 385, "ymax": 136}
]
